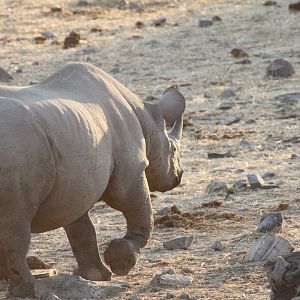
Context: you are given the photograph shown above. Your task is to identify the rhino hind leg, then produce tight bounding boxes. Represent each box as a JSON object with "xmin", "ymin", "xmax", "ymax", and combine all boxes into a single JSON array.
[{"xmin": 64, "ymin": 212, "xmax": 112, "ymax": 281}]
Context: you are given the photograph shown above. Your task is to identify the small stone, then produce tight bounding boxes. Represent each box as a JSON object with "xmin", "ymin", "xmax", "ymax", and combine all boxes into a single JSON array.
[
  {"xmin": 207, "ymin": 151, "xmax": 233, "ymax": 159},
  {"xmin": 153, "ymin": 16, "xmax": 166, "ymax": 26},
  {"xmin": 291, "ymin": 153, "xmax": 298, "ymax": 159},
  {"xmin": 289, "ymin": 1, "xmax": 300, "ymax": 12},
  {"xmin": 261, "ymin": 172, "xmax": 276, "ymax": 179},
  {"xmin": 231, "ymin": 48, "xmax": 249, "ymax": 58},
  {"xmin": 201, "ymin": 200, "xmax": 223, "ymax": 208},
  {"xmin": 110, "ymin": 67, "xmax": 120, "ymax": 74},
  {"xmin": 126, "ymin": 2, "xmax": 140, "ymax": 10},
  {"xmin": 198, "ymin": 19, "xmax": 213, "ymax": 28},
  {"xmin": 29, "ymin": 80, "xmax": 39, "ymax": 85},
  {"xmin": 39, "ymin": 292, "xmax": 61, "ymax": 300},
  {"xmin": 266, "ymin": 59, "xmax": 295, "ymax": 78},
  {"xmin": 247, "ymin": 173, "xmax": 265, "ymax": 188},
  {"xmin": 205, "ymin": 180, "xmax": 228, "ymax": 194},
  {"xmin": 90, "ymin": 27, "xmax": 103, "ymax": 33},
  {"xmin": 159, "ymin": 274, "xmax": 193, "ymax": 287},
  {"xmin": 77, "ymin": 0, "xmax": 90, "ymax": 6},
  {"xmin": 243, "ymin": 234, "xmax": 293, "ymax": 262},
  {"xmin": 0, "ymin": 67, "xmax": 13, "ymax": 81},
  {"xmin": 217, "ymin": 102, "xmax": 234, "ymax": 110},
  {"xmin": 135, "ymin": 21, "xmax": 145, "ymax": 28},
  {"xmin": 220, "ymin": 89, "xmax": 236, "ymax": 99},
  {"xmin": 27, "ymin": 256, "xmax": 51, "ymax": 270},
  {"xmin": 258, "ymin": 212, "xmax": 284, "ymax": 233},
  {"xmin": 232, "ymin": 180, "xmax": 248, "ymax": 190},
  {"xmin": 40, "ymin": 31, "xmax": 56, "ymax": 39},
  {"xmin": 16, "ymin": 68, "xmax": 23, "ymax": 73},
  {"xmin": 51, "ymin": 6, "xmax": 63, "ymax": 12},
  {"xmin": 163, "ymin": 235, "xmax": 194, "ymax": 250},
  {"xmin": 34, "ymin": 35, "xmax": 47, "ymax": 44},
  {"xmin": 211, "ymin": 240, "xmax": 224, "ymax": 251},
  {"xmin": 245, "ymin": 118, "xmax": 256, "ymax": 124},
  {"xmin": 180, "ymin": 292, "xmax": 191, "ymax": 299},
  {"xmin": 63, "ymin": 31, "xmax": 80, "ymax": 49},
  {"xmin": 239, "ymin": 139, "xmax": 252, "ymax": 148}
]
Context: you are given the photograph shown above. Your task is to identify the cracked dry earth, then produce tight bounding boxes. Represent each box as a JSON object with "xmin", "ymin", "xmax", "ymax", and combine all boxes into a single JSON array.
[{"xmin": 0, "ymin": 0, "xmax": 300, "ymax": 299}]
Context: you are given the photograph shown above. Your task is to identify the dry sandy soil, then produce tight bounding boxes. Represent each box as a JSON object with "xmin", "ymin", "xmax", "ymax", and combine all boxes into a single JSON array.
[{"xmin": 0, "ymin": 0, "xmax": 300, "ymax": 299}]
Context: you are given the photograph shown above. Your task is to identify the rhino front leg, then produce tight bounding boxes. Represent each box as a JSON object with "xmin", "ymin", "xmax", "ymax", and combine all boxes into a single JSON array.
[
  {"xmin": 103, "ymin": 172, "xmax": 153, "ymax": 276},
  {"xmin": 64, "ymin": 212, "xmax": 111, "ymax": 281}
]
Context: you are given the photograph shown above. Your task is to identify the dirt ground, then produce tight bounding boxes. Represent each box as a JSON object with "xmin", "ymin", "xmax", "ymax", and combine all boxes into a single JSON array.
[{"xmin": 0, "ymin": 0, "xmax": 300, "ymax": 299}]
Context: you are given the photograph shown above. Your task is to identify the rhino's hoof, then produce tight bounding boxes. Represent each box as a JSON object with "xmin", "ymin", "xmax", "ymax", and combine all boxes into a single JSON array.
[
  {"xmin": 73, "ymin": 266, "xmax": 112, "ymax": 281},
  {"xmin": 104, "ymin": 238, "xmax": 138, "ymax": 276},
  {"xmin": 8, "ymin": 277, "xmax": 35, "ymax": 298}
]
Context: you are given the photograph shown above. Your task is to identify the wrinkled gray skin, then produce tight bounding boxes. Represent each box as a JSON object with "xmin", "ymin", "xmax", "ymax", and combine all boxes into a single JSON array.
[{"xmin": 0, "ymin": 63, "xmax": 185, "ymax": 298}]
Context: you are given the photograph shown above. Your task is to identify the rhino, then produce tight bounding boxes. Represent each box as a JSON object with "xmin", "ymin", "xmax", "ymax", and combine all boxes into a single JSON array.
[{"xmin": 0, "ymin": 63, "xmax": 185, "ymax": 298}]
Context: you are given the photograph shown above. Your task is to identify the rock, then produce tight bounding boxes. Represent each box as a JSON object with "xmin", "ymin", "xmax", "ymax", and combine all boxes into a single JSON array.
[
  {"xmin": 27, "ymin": 256, "xmax": 51, "ymax": 270},
  {"xmin": 110, "ymin": 67, "xmax": 120, "ymax": 74},
  {"xmin": 163, "ymin": 234, "xmax": 194, "ymax": 250},
  {"xmin": 29, "ymin": 80, "xmax": 39, "ymax": 85},
  {"xmin": 264, "ymin": 252, "xmax": 300, "ymax": 300},
  {"xmin": 198, "ymin": 19, "xmax": 213, "ymax": 28},
  {"xmin": 180, "ymin": 292, "xmax": 191, "ymax": 299},
  {"xmin": 243, "ymin": 234, "xmax": 293, "ymax": 262},
  {"xmin": 273, "ymin": 93, "xmax": 300, "ymax": 104},
  {"xmin": 77, "ymin": 0, "xmax": 90, "ymax": 6},
  {"xmin": 90, "ymin": 27, "xmax": 103, "ymax": 33},
  {"xmin": 50, "ymin": 6, "xmax": 63, "ymax": 13},
  {"xmin": 261, "ymin": 172, "xmax": 276, "ymax": 179},
  {"xmin": 289, "ymin": 1, "xmax": 300, "ymax": 12},
  {"xmin": 40, "ymin": 292, "xmax": 61, "ymax": 300},
  {"xmin": 239, "ymin": 139, "xmax": 251, "ymax": 148},
  {"xmin": 231, "ymin": 48, "xmax": 248, "ymax": 58},
  {"xmin": 258, "ymin": 212, "xmax": 284, "ymax": 233},
  {"xmin": 220, "ymin": 89, "xmax": 236, "ymax": 99},
  {"xmin": 217, "ymin": 102, "xmax": 234, "ymax": 110},
  {"xmin": 232, "ymin": 180, "xmax": 248, "ymax": 191},
  {"xmin": 40, "ymin": 31, "xmax": 56, "ymax": 39},
  {"xmin": 207, "ymin": 151, "xmax": 233, "ymax": 159},
  {"xmin": 266, "ymin": 59, "xmax": 295, "ymax": 78},
  {"xmin": 135, "ymin": 21, "xmax": 145, "ymax": 28},
  {"xmin": 63, "ymin": 31, "xmax": 80, "ymax": 49},
  {"xmin": 153, "ymin": 16, "xmax": 166, "ymax": 27},
  {"xmin": 167, "ymin": 292, "xmax": 176, "ymax": 298},
  {"xmin": 291, "ymin": 154, "xmax": 298, "ymax": 159},
  {"xmin": 35, "ymin": 275, "xmax": 128, "ymax": 300},
  {"xmin": 159, "ymin": 274, "xmax": 193, "ymax": 287},
  {"xmin": 247, "ymin": 173, "xmax": 265, "ymax": 188},
  {"xmin": 211, "ymin": 240, "xmax": 224, "ymax": 251},
  {"xmin": 245, "ymin": 118, "xmax": 256, "ymax": 124},
  {"xmin": 0, "ymin": 67, "xmax": 13, "ymax": 81},
  {"xmin": 205, "ymin": 180, "xmax": 228, "ymax": 194}
]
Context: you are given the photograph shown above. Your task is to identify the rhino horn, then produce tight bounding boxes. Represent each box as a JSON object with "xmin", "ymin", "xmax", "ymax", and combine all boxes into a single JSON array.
[{"xmin": 158, "ymin": 84, "xmax": 185, "ymax": 127}]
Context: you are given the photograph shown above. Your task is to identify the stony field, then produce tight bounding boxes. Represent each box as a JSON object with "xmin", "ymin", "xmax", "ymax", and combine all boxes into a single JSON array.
[{"xmin": 0, "ymin": 0, "xmax": 299, "ymax": 299}]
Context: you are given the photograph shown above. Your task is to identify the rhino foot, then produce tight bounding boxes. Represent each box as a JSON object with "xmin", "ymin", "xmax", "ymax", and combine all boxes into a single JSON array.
[
  {"xmin": 104, "ymin": 238, "xmax": 139, "ymax": 276},
  {"xmin": 8, "ymin": 270, "xmax": 35, "ymax": 298},
  {"xmin": 73, "ymin": 265, "xmax": 112, "ymax": 281}
]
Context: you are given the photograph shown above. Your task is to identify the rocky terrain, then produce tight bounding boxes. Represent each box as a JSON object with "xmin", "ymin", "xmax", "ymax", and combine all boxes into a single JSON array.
[{"xmin": 0, "ymin": 0, "xmax": 299, "ymax": 299}]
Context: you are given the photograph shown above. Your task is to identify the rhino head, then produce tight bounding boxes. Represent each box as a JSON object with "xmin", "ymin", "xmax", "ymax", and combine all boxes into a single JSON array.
[{"xmin": 144, "ymin": 85, "xmax": 185, "ymax": 192}]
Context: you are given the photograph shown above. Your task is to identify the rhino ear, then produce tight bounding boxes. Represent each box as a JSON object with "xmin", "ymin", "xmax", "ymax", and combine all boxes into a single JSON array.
[{"xmin": 158, "ymin": 85, "xmax": 185, "ymax": 126}]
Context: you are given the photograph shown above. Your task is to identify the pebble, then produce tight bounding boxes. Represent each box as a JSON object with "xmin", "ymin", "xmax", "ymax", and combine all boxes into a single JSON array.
[
  {"xmin": 205, "ymin": 180, "xmax": 228, "ymax": 194},
  {"xmin": 159, "ymin": 274, "xmax": 193, "ymax": 287},
  {"xmin": 291, "ymin": 153, "xmax": 298, "ymax": 159},
  {"xmin": 258, "ymin": 212, "xmax": 284, "ymax": 233},
  {"xmin": 166, "ymin": 292, "xmax": 176, "ymax": 299},
  {"xmin": 217, "ymin": 102, "xmax": 234, "ymax": 110},
  {"xmin": 29, "ymin": 80, "xmax": 39, "ymax": 85},
  {"xmin": 261, "ymin": 172, "xmax": 276, "ymax": 179},
  {"xmin": 220, "ymin": 89, "xmax": 236, "ymax": 99},
  {"xmin": 40, "ymin": 31, "xmax": 56, "ymax": 39},
  {"xmin": 212, "ymin": 15, "xmax": 222, "ymax": 21},
  {"xmin": 234, "ymin": 58, "xmax": 252, "ymax": 64},
  {"xmin": 180, "ymin": 292, "xmax": 191, "ymax": 299},
  {"xmin": 198, "ymin": 19, "xmax": 213, "ymax": 28},
  {"xmin": 207, "ymin": 151, "xmax": 233, "ymax": 159},
  {"xmin": 110, "ymin": 67, "xmax": 120, "ymax": 74},
  {"xmin": 245, "ymin": 118, "xmax": 256, "ymax": 124},
  {"xmin": 266, "ymin": 59, "xmax": 295, "ymax": 78},
  {"xmin": 247, "ymin": 173, "xmax": 265, "ymax": 188},
  {"xmin": 153, "ymin": 16, "xmax": 166, "ymax": 26},
  {"xmin": 27, "ymin": 256, "xmax": 51, "ymax": 270},
  {"xmin": 211, "ymin": 240, "xmax": 224, "ymax": 251},
  {"xmin": 77, "ymin": 0, "xmax": 90, "ymax": 6},
  {"xmin": 135, "ymin": 21, "xmax": 145, "ymax": 28},
  {"xmin": 264, "ymin": 0, "xmax": 278, "ymax": 6},
  {"xmin": 63, "ymin": 31, "xmax": 80, "ymax": 49},
  {"xmin": 0, "ymin": 67, "xmax": 13, "ymax": 81},
  {"xmin": 163, "ymin": 234, "xmax": 194, "ymax": 250},
  {"xmin": 239, "ymin": 139, "xmax": 252, "ymax": 148}
]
